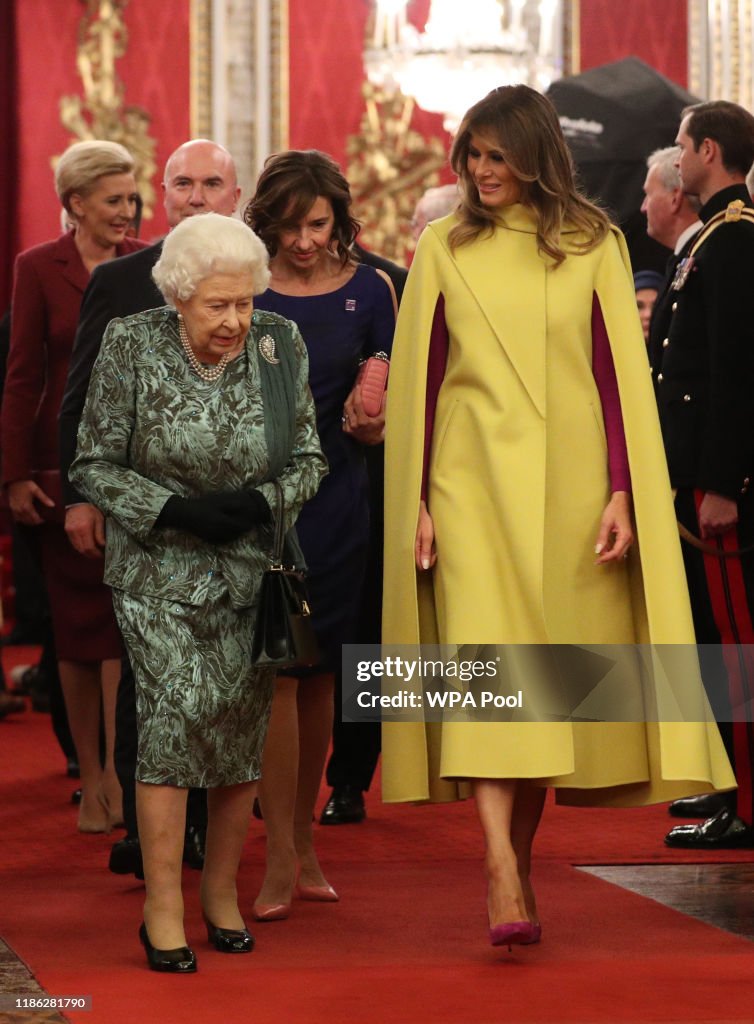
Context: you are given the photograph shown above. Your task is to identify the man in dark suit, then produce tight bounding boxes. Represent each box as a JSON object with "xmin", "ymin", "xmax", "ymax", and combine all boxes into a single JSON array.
[
  {"xmin": 650, "ymin": 101, "xmax": 754, "ymax": 849},
  {"xmin": 59, "ymin": 139, "xmax": 241, "ymax": 875},
  {"xmin": 642, "ymin": 145, "xmax": 701, "ymax": 369}
]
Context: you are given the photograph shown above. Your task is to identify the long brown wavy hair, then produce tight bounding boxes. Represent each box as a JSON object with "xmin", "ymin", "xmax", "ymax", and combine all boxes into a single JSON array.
[
  {"xmin": 244, "ymin": 150, "xmax": 360, "ymax": 267},
  {"xmin": 449, "ymin": 85, "xmax": 609, "ymax": 266}
]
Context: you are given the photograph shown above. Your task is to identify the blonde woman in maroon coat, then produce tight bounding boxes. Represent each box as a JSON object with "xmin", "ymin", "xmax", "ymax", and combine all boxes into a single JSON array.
[{"xmin": 2, "ymin": 140, "xmax": 145, "ymax": 832}]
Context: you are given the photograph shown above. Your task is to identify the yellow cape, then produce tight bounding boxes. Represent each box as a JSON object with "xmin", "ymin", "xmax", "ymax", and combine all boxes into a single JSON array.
[{"xmin": 382, "ymin": 207, "xmax": 735, "ymax": 806}]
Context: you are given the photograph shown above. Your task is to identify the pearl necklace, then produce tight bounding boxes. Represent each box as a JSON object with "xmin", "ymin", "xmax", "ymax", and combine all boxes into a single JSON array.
[{"xmin": 178, "ymin": 315, "xmax": 230, "ymax": 382}]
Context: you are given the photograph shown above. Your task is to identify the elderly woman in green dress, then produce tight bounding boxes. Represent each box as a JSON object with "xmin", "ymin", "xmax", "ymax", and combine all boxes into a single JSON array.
[{"xmin": 70, "ymin": 212, "xmax": 326, "ymax": 973}]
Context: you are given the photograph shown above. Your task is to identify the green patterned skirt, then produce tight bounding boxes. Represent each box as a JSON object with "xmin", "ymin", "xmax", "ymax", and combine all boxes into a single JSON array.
[{"xmin": 112, "ymin": 580, "xmax": 274, "ymax": 787}]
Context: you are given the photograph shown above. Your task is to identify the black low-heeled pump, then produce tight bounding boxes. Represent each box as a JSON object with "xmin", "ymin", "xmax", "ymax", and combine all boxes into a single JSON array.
[
  {"xmin": 139, "ymin": 922, "xmax": 197, "ymax": 973},
  {"xmin": 203, "ymin": 914, "xmax": 255, "ymax": 953}
]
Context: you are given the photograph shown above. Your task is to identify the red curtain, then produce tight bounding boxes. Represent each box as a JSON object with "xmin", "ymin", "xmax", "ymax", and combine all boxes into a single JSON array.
[{"xmin": 0, "ymin": 0, "xmax": 19, "ymax": 310}]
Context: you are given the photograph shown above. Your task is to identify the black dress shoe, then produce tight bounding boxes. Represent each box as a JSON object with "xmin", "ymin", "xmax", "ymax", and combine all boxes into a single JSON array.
[
  {"xmin": 319, "ymin": 785, "xmax": 366, "ymax": 825},
  {"xmin": 109, "ymin": 836, "xmax": 144, "ymax": 879},
  {"xmin": 24, "ymin": 667, "xmax": 51, "ymax": 713},
  {"xmin": 0, "ymin": 693, "xmax": 25, "ymax": 719},
  {"xmin": 668, "ymin": 792, "xmax": 736, "ymax": 818},
  {"xmin": 203, "ymin": 915, "xmax": 255, "ymax": 953},
  {"xmin": 665, "ymin": 806, "xmax": 754, "ymax": 848},
  {"xmin": 139, "ymin": 922, "xmax": 197, "ymax": 973},
  {"xmin": 183, "ymin": 825, "xmax": 206, "ymax": 869}
]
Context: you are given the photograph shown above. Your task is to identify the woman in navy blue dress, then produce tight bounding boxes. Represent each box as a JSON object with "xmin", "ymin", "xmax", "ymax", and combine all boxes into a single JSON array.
[{"xmin": 245, "ymin": 151, "xmax": 396, "ymax": 919}]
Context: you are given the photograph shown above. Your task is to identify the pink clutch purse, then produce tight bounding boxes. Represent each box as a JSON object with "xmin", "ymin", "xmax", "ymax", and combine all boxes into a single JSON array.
[{"xmin": 356, "ymin": 351, "xmax": 390, "ymax": 416}]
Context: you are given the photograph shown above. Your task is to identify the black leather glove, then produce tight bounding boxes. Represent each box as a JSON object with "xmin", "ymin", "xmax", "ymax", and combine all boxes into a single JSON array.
[
  {"xmin": 220, "ymin": 490, "xmax": 272, "ymax": 526},
  {"xmin": 156, "ymin": 490, "xmax": 271, "ymax": 544}
]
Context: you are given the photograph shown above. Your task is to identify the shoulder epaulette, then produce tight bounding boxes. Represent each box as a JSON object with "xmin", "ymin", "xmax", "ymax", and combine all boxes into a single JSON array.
[{"xmin": 689, "ymin": 200, "xmax": 754, "ymax": 257}]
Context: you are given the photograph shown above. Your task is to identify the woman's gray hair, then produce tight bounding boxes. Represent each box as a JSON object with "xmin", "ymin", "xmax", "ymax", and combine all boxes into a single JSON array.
[
  {"xmin": 55, "ymin": 140, "xmax": 135, "ymax": 215},
  {"xmin": 152, "ymin": 213, "xmax": 271, "ymax": 302}
]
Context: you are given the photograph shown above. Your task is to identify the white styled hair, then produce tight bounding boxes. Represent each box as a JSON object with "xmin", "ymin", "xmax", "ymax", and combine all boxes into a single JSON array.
[
  {"xmin": 646, "ymin": 146, "xmax": 682, "ymax": 191},
  {"xmin": 152, "ymin": 213, "xmax": 271, "ymax": 302},
  {"xmin": 415, "ymin": 183, "xmax": 460, "ymax": 223}
]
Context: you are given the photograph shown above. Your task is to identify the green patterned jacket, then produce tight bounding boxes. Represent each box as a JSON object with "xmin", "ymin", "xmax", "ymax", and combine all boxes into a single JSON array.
[{"xmin": 70, "ymin": 306, "xmax": 327, "ymax": 609}]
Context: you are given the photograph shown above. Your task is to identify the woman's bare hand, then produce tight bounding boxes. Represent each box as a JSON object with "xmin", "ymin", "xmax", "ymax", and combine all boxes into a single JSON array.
[
  {"xmin": 65, "ymin": 503, "xmax": 106, "ymax": 558},
  {"xmin": 7, "ymin": 479, "xmax": 55, "ymax": 526},
  {"xmin": 594, "ymin": 490, "xmax": 634, "ymax": 564},
  {"xmin": 415, "ymin": 500, "xmax": 437, "ymax": 570},
  {"xmin": 342, "ymin": 383, "xmax": 385, "ymax": 445}
]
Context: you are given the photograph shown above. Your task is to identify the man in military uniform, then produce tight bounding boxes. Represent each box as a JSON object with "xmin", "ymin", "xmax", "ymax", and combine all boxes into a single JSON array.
[{"xmin": 652, "ymin": 101, "xmax": 754, "ymax": 848}]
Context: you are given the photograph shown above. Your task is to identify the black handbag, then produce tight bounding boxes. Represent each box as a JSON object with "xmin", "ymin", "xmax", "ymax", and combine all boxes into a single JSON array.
[{"xmin": 251, "ymin": 481, "xmax": 320, "ymax": 669}]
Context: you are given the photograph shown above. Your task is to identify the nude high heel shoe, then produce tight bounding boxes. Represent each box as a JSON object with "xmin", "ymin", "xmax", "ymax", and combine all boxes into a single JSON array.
[
  {"xmin": 252, "ymin": 901, "xmax": 290, "ymax": 922},
  {"xmin": 77, "ymin": 787, "xmax": 112, "ymax": 834},
  {"xmin": 295, "ymin": 882, "xmax": 339, "ymax": 902}
]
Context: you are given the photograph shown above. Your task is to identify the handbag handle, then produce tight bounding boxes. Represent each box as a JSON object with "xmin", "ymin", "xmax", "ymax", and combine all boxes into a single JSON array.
[{"xmin": 271, "ymin": 479, "xmax": 285, "ymax": 567}]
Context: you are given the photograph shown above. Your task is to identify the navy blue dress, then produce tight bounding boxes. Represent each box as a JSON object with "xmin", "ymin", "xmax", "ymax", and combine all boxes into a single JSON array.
[{"xmin": 255, "ymin": 263, "xmax": 395, "ymax": 665}]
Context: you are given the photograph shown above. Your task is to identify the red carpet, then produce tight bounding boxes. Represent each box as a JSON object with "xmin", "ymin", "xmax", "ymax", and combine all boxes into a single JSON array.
[{"xmin": 2, "ymin": 689, "xmax": 753, "ymax": 1024}]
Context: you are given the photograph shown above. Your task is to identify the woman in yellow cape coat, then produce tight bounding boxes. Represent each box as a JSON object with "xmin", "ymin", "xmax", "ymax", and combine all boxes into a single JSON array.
[{"xmin": 381, "ymin": 86, "xmax": 734, "ymax": 946}]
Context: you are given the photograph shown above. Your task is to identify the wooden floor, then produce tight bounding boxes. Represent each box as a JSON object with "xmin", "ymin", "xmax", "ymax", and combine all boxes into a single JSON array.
[{"xmin": 580, "ymin": 864, "xmax": 754, "ymax": 942}]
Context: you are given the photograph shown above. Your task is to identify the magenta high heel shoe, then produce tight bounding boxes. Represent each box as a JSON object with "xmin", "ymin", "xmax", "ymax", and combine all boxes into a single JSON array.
[
  {"xmin": 520, "ymin": 922, "xmax": 541, "ymax": 945},
  {"xmin": 489, "ymin": 920, "xmax": 540, "ymax": 949}
]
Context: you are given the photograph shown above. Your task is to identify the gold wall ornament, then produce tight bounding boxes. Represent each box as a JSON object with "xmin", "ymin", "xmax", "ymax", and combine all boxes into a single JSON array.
[
  {"xmin": 58, "ymin": 0, "xmax": 157, "ymax": 220},
  {"xmin": 347, "ymin": 81, "xmax": 447, "ymax": 266}
]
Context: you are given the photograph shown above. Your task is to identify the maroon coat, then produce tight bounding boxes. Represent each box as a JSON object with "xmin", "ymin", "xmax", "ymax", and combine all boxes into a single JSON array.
[{"xmin": 2, "ymin": 230, "xmax": 145, "ymax": 484}]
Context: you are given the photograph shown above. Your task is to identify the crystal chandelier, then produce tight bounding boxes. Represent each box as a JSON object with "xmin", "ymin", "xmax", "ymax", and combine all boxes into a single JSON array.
[{"xmin": 365, "ymin": 0, "xmax": 564, "ymax": 132}]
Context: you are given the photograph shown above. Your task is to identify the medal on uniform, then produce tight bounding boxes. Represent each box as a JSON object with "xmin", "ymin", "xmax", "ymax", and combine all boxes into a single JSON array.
[{"xmin": 671, "ymin": 255, "xmax": 695, "ymax": 291}]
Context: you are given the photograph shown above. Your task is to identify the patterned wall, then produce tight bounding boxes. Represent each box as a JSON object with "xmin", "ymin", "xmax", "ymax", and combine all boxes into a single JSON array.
[
  {"xmin": 15, "ymin": 0, "xmax": 190, "ymax": 253},
  {"xmin": 14, "ymin": 0, "xmax": 691, "ymax": 256}
]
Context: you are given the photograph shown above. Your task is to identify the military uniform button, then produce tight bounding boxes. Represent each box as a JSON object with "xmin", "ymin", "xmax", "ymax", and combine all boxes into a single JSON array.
[
  {"xmin": 662, "ymin": 338, "xmax": 669, "ymax": 348},
  {"xmin": 657, "ymin": 373, "xmax": 664, "ymax": 382},
  {"xmin": 745, "ymin": 478, "xmax": 751, "ymax": 485},
  {"xmin": 671, "ymin": 302, "xmax": 678, "ymax": 312},
  {"xmin": 683, "ymin": 394, "xmax": 691, "ymax": 402}
]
